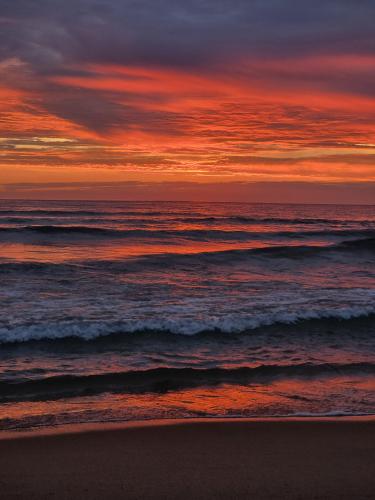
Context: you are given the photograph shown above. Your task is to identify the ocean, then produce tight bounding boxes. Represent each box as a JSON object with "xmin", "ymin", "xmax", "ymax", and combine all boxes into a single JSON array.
[{"xmin": 0, "ymin": 200, "xmax": 374, "ymax": 430}]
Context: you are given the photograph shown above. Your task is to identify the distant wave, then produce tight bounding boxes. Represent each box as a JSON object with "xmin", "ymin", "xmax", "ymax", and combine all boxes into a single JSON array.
[
  {"xmin": 0, "ymin": 209, "xmax": 110, "ymax": 217},
  {"xmin": 0, "ymin": 209, "xmax": 184, "ymax": 218},
  {"xmin": 1, "ymin": 362, "xmax": 374, "ymax": 403},
  {"xmin": 0, "ymin": 209, "xmax": 167, "ymax": 217},
  {"xmin": 0, "ymin": 308, "xmax": 374, "ymax": 344},
  {"xmin": 0, "ymin": 225, "xmax": 117, "ymax": 236},
  {"xmin": 1, "ymin": 209, "xmax": 374, "ymax": 225},
  {"xmin": 0, "ymin": 237, "xmax": 374, "ymax": 275},
  {"xmin": 0, "ymin": 217, "xmax": 164, "ymax": 226},
  {"xmin": 180, "ymin": 216, "xmax": 375, "ymax": 226},
  {"xmin": 0, "ymin": 225, "xmax": 374, "ymax": 241}
]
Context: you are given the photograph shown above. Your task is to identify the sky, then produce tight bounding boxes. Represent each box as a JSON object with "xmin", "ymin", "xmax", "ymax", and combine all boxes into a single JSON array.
[{"xmin": 0, "ymin": 0, "xmax": 374, "ymax": 202}]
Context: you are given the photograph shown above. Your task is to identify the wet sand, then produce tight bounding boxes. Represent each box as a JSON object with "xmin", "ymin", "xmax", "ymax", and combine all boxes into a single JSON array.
[{"xmin": 0, "ymin": 418, "xmax": 374, "ymax": 499}]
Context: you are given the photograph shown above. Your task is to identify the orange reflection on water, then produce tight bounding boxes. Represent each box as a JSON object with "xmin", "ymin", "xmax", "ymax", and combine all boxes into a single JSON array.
[
  {"xmin": 3, "ymin": 377, "xmax": 374, "ymax": 430},
  {"xmin": 0, "ymin": 238, "xmax": 276, "ymax": 264}
]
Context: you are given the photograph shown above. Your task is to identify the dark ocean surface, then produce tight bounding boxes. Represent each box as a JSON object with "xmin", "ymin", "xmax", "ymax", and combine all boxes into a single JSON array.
[{"xmin": 0, "ymin": 200, "xmax": 374, "ymax": 430}]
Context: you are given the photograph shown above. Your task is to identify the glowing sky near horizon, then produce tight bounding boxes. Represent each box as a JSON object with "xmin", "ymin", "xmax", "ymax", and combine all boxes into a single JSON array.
[{"xmin": 0, "ymin": 1, "xmax": 374, "ymax": 202}]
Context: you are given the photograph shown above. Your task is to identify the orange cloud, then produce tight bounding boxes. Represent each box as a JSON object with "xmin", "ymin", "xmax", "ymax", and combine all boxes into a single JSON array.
[{"xmin": 1, "ymin": 57, "xmax": 375, "ymax": 198}]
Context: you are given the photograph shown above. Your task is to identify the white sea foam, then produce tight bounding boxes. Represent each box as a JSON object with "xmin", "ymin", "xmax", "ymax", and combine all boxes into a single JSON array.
[{"xmin": 0, "ymin": 304, "xmax": 374, "ymax": 344}]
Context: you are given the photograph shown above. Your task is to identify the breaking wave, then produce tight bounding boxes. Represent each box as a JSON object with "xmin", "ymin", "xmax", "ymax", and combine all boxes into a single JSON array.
[{"xmin": 0, "ymin": 309, "xmax": 374, "ymax": 345}]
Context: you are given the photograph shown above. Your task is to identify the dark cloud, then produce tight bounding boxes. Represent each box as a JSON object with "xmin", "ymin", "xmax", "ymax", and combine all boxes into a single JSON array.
[
  {"xmin": 41, "ymin": 86, "xmax": 184, "ymax": 134},
  {"xmin": 1, "ymin": 1, "xmax": 375, "ymax": 73}
]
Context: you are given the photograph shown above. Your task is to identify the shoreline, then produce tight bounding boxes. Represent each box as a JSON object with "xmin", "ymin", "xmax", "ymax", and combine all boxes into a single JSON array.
[{"xmin": 1, "ymin": 413, "xmax": 375, "ymax": 440}]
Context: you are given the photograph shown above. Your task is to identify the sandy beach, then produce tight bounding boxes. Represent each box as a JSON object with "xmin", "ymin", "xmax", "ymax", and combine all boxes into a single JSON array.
[{"xmin": 0, "ymin": 418, "xmax": 374, "ymax": 499}]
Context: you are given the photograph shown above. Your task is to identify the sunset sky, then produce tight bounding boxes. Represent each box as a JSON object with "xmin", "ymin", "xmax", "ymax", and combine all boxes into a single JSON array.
[{"xmin": 0, "ymin": 0, "xmax": 374, "ymax": 202}]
